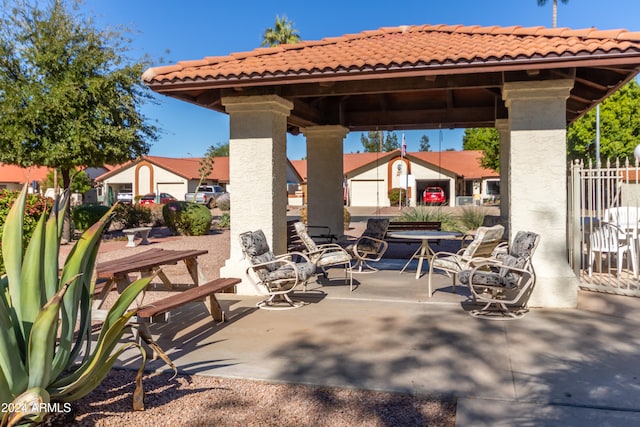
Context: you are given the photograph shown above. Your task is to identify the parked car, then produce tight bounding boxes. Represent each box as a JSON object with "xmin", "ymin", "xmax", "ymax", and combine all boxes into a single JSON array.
[
  {"xmin": 185, "ymin": 185, "xmax": 227, "ymax": 208},
  {"xmin": 422, "ymin": 186, "xmax": 446, "ymax": 204},
  {"xmin": 138, "ymin": 193, "xmax": 178, "ymax": 205},
  {"xmin": 116, "ymin": 189, "xmax": 133, "ymax": 204}
]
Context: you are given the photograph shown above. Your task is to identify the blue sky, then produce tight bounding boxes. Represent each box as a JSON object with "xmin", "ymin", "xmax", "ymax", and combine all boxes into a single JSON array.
[{"xmin": 80, "ymin": 0, "xmax": 640, "ymax": 160}]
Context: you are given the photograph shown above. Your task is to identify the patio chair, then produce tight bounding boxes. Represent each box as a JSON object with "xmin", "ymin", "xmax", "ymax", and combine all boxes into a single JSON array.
[
  {"xmin": 239, "ymin": 229, "xmax": 316, "ymax": 310},
  {"xmin": 293, "ymin": 221, "xmax": 353, "ymax": 290},
  {"xmin": 458, "ymin": 231, "xmax": 540, "ymax": 320},
  {"xmin": 587, "ymin": 221, "xmax": 638, "ymax": 278},
  {"xmin": 342, "ymin": 218, "xmax": 390, "ymax": 273},
  {"xmin": 427, "ymin": 224, "xmax": 505, "ymax": 297}
]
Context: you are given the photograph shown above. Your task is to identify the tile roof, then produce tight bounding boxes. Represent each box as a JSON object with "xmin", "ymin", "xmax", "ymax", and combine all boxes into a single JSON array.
[
  {"xmin": 143, "ymin": 24, "xmax": 640, "ymax": 85},
  {"xmin": 95, "ymin": 156, "xmax": 230, "ymax": 182},
  {"xmin": 410, "ymin": 150, "xmax": 496, "ymax": 179},
  {"xmin": 0, "ymin": 164, "xmax": 51, "ymax": 184},
  {"xmin": 291, "ymin": 150, "xmax": 496, "ymax": 180}
]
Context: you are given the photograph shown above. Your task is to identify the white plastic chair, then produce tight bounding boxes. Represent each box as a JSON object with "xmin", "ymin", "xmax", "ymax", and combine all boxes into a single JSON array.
[{"xmin": 588, "ymin": 221, "xmax": 638, "ymax": 278}]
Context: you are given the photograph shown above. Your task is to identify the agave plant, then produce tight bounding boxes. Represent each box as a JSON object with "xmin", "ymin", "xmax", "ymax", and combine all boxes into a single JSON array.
[{"xmin": 0, "ymin": 185, "xmax": 175, "ymax": 426}]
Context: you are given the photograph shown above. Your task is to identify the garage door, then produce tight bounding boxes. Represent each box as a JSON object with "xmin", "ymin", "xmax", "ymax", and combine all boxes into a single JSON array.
[
  {"xmin": 350, "ymin": 180, "xmax": 387, "ymax": 207},
  {"xmin": 157, "ymin": 183, "xmax": 186, "ymax": 201}
]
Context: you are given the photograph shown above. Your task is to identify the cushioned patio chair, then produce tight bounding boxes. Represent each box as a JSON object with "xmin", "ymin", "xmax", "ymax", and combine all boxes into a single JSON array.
[
  {"xmin": 342, "ymin": 218, "xmax": 390, "ymax": 273},
  {"xmin": 239, "ymin": 229, "xmax": 316, "ymax": 309},
  {"xmin": 293, "ymin": 221, "xmax": 353, "ymax": 290},
  {"xmin": 458, "ymin": 231, "xmax": 540, "ymax": 320},
  {"xmin": 427, "ymin": 224, "xmax": 505, "ymax": 297}
]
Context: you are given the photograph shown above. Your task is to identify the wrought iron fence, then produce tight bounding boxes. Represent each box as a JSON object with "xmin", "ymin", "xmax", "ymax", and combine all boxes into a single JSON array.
[{"xmin": 568, "ymin": 158, "xmax": 640, "ymax": 296}]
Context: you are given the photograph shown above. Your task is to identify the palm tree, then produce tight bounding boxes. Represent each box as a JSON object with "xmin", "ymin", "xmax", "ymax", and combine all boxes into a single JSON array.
[
  {"xmin": 537, "ymin": 0, "xmax": 569, "ymax": 28},
  {"xmin": 261, "ymin": 15, "xmax": 301, "ymax": 47}
]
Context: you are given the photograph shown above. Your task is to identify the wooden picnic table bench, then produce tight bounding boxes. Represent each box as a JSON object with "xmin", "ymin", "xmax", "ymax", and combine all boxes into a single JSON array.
[
  {"xmin": 136, "ymin": 277, "xmax": 240, "ymax": 323},
  {"xmin": 94, "ymin": 248, "xmax": 240, "ymax": 356},
  {"xmin": 385, "ymin": 221, "xmax": 442, "ymax": 243}
]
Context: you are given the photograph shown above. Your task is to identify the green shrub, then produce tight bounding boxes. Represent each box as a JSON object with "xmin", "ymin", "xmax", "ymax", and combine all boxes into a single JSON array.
[
  {"xmin": 71, "ymin": 204, "xmax": 110, "ymax": 231},
  {"xmin": 457, "ymin": 205, "xmax": 488, "ymax": 232},
  {"xmin": 144, "ymin": 204, "xmax": 165, "ymax": 227},
  {"xmin": 388, "ymin": 188, "xmax": 407, "ymax": 205},
  {"xmin": 0, "ymin": 189, "xmax": 52, "ymax": 275},
  {"xmin": 112, "ymin": 203, "xmax": 152, "ymax": 229},
  {"xmin": 343, "ymin": 207, "xmax": 351, "ymax": 230},
  {"xmin": 216, "ymin": 193, "xmax": 230, "ymax": 211},
  {"xmin": 216, "ymin": 212, "xmax": 230, "ymax": 229},
  {"xmin": 398, "ymin": 207, "xmax": 460, "ymax": 231},
  {"xmin": 163, "ymin": 201, "xmax": 212, "ymax": 236}
]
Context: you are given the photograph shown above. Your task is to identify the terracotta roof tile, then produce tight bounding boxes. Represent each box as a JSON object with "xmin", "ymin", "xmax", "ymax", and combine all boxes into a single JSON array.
[
  {"xmin": 95, "ymin": 156, "xmax": 230, "ymax": 183},
  {"xmin": 0, "ymin": 164, "xmax": 51, "ymax": 184},
  {"xmin": 144, "ymin": 23, "xmax": 640, "ymax": 86},
  {"xmin": 291, "ymin": 150, "xmax": 495, "ymax": 181}
]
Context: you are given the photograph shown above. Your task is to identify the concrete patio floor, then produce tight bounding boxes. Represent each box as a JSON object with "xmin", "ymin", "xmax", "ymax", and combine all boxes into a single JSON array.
[{"xmin": 111, "ymin": 256, "xmax": 640, "ymax": 426}]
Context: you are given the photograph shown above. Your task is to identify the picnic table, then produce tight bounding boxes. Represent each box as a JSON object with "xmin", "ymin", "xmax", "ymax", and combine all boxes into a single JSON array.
[{"xmin": 94, "ymin": 248, "xmax": 240, "ymax": 354}]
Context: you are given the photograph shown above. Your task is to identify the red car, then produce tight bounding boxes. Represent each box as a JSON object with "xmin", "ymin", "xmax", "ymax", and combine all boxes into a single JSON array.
[
  {"xmin": 138, "ymin": 193, "xmax": 177, "ymax": 205},
  {"xmin": 423, "ymin": 187, "xmax": 446, "ymax": 204}
]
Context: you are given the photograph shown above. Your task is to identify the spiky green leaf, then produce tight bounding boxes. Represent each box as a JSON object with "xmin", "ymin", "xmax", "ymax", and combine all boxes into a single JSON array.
[
  {"xmin": 51, "ymin": 206, "xmax": 114, "ymax": 379},
  {"xmin": 51, "ymin": 276, "xmax": 153, "ymax": 389},
  {"xmin": 19, "ymin": 209, "xmax": 48, "ymax": 341},
  {"xmin": 2, "ymin": 185, "xmax": 27, "ymax": 327},
  {"xmin": 0, "ymin": 279, "xmax": 27, "ymax": 396},
  {"xmin": 27, "ymin": 283, "xmax": 68, "ymax": 389}
]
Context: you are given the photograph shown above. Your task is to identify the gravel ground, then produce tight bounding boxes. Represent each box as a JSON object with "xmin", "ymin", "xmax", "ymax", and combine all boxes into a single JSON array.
[
  {"xmin": 50, "ymin": 221, "xmax": 456, "ymax": 426},
  {"xmin": 46, "ymin": 370, "xmax": 455, "ymax": 426}
]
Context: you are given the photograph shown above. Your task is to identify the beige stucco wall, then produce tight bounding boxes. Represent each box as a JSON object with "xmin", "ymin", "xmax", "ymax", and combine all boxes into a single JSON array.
[
  {"xmin": 101, "ymin": 162, "xmax": 188, "ymax": 202},
  {"xmin": 503, "ymin": 79, "xmax": 578, "ymax": 308},
  {"xmin": 219, "ymin": 95, "xmax": 292, "ymax": 295}
]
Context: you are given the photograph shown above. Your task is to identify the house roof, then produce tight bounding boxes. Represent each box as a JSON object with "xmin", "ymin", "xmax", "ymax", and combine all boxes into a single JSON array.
[
  {"xmin": 143, "ymin": 24, "xmax": 640, "ymax": 133},
  {"xmin": 95, "ymin": 156, "xmax": 230, "ymax": 183},
  {"xmin": 410, "ymin": 150, "xmax": 496, "ymax": 179},
  {"xmin": 0, "ymin": 164, "xmax": 51, "ymax": 184},
  {"xmin": 290, "ymin": 150, "xmax": 496, "ymax": 181}
]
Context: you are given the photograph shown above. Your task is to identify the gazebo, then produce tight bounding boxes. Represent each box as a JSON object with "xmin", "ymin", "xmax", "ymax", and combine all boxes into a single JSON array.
[{"xmin": 142, "ymin": 24, "xmax": 640, "ymax": 307}]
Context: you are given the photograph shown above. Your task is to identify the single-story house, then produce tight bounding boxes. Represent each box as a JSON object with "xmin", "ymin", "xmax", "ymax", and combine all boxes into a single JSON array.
[
  {"xmin": 0, "ymin": 163, "xmax": 50, "ymax": 192},
  {"xmin": 291, "ymin": 150, "xmax": 498, "ymax": 207},
  {"xmin": 0, "ymin": 164, "xmax": 113, "ymax": 204},
  {"xmin": 95, "ymin": 155, "xmax": 304, "ymax": 204}
]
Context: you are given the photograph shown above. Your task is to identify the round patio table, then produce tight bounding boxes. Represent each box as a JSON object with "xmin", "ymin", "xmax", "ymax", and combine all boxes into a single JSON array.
[{"xmin": 386, "ymin": 230, "xmax": 463, "ymax": 279}]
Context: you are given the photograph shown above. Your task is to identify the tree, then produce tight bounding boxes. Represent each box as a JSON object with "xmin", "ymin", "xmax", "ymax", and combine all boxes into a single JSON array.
[
  {"xmin": 261, "ymin": 15, "xmax": 301, "ymax": 47},
  {"xmin": 210, "ymin": 141, "xmax": 230, "ymax": 157},
  {"xmin": 418, "ymin": 135, "xmax": 431, "ymax": 151},
  {"xmin": 462, "ymin": 128, "xmax": 500, "ymax": 172},
  {"xmin": 537, "ymin": 0, "xmax": 569, "ymax": 28},
  {"xmin": 567, "ymin": 80, "xmax": 640, "ymax": 163},
  {"xmin": 360, "ymin": 131, "xmax": 400, "ymax": 152},
  {"xmin": 196, "ymin": 145, "xmax": 216, "ymax": 189},
  {"xmin": 43, "ymin": 168, "xmax": 93, "ymax": 194},
  {"xmin": 382, "ymin": 132, "xmax": 399, "ymax": 152},
  {"xmin": 0, "ymin": 0, "xmax": 158, "ymax": 191}
]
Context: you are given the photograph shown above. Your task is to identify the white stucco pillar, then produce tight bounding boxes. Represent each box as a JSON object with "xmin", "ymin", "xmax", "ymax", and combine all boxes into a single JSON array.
[
  {"xmin": 495, "ymin": 118, "xmax": 510, "ymax": 223},
  {"xmin": 502, "ymin": 79, "xmax": 578, "ymax": 308},
  {"xmin": 219, "ymin": 95, "xmax": 293, "ymax": 295},
  {"xmin": 303, "ymin": 125, "xmax": 349, "ymax": 238}
]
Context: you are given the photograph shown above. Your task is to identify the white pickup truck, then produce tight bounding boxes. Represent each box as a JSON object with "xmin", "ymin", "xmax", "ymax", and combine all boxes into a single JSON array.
[
  {"xmin": 184, "ymin": 185, "xmax": 226, "ymax": 208},
  {"xmin": 116, "ymin": 189, "xmax": 133, "ymax": 204}
]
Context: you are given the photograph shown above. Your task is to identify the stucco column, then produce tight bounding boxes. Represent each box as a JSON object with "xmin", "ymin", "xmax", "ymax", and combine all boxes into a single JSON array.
[
  {"xmin": 495, "ymin": 118, "xmax": 510, "ymax": 227},
  {"xmin": 303, "ymin": 125, "xmax": 349, "ymax": 238},
  {"xmin": 219, "ymin": 95, "xmax": 293, "ymax": 295},
  {"xmin": 502, "ymin": 79, "xmax": 578, "ymax": 308}
]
